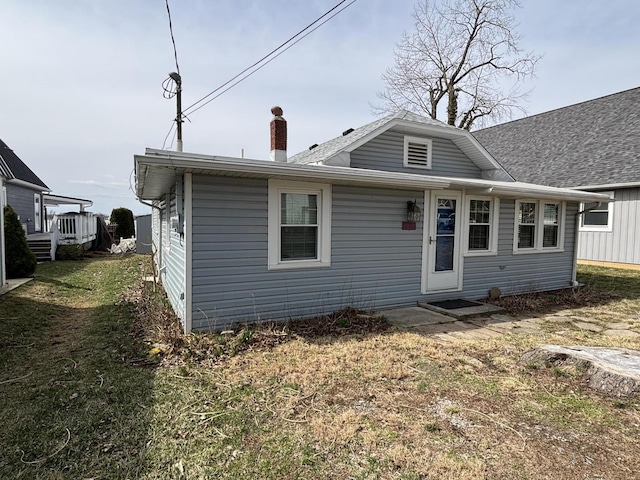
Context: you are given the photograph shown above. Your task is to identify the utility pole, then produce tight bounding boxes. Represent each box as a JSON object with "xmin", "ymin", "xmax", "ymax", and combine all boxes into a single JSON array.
[{"xmin": 169, "ymin": 72, "xmax": 183, "ymax": 152}]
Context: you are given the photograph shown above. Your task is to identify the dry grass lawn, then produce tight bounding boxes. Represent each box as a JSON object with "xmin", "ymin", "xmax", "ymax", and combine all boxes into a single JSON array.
[{"xmin": 1, "ymin": 258, "xmax": 639, "ymax": 479}]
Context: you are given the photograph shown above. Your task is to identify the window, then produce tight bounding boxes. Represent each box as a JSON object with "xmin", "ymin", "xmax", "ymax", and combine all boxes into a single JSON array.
[
  {"xmin": 403, "ymin": 136, "xmax": 432, "ymax": 169},
  {"xmin": 580, "ymin": 192, "xmax": 613, "ymax": 231},
  {"xmin": 464, "ymin": 196, "xmax": 499, "ymax": 256},
  {"xmin": 268, "ymin": 179, "xmax": 331, "ymax": 270},
  {"xmin": 34, "ymin": 193, "xmax": 41, "ymax": 232},
  {"xmin": 514, "ymin": 200, "xmax": 565, "ymax": 253}
]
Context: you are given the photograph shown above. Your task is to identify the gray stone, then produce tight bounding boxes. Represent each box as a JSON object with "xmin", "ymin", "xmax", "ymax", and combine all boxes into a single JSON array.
[
  {"xmin": 607, "ymin": 323, "xmax": 631, "ymax": 330},
  {"xmin": 572, "ymin": 322, "xmax": 603, "ymax": 333},
  {"xmin": 603, "ymin": 329, "xmax": 640, "ymax": 338},
  {"xmin": 488, "ymin": 287, "xmax": 501, "ymax": 299},
  {"xmin": 544, "ymin": 316, "xmax": 573, "ymax": 324},
  {"xmin": 520, "ymin": 345, "xmax": 640, "ymax": 396}
]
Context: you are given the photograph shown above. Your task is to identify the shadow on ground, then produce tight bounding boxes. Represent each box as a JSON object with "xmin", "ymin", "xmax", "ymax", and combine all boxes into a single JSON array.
[{"xmin": 0, "ymin": 266, "xmax": 155, "ymax": 479}]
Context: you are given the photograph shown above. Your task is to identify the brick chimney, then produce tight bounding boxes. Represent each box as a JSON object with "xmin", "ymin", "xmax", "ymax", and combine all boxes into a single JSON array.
[{"xmin": 270, "ymin": 106, "xmax": 287, "ymax": 162}]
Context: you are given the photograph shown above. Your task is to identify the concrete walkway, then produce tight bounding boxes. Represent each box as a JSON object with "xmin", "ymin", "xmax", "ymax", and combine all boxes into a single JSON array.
[
  {"xmin": 0, "ymin": 278, "xmax": 33, "ymax": 296},
  {"xmin": 381, "ymin": 305, "xmax": 640, "ymax": 344}
]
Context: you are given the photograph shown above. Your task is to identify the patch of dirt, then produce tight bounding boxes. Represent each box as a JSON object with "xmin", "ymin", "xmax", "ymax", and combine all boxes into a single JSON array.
[
  {"xmin": 126, "ymin": 280, "xmax": 390, "ymax": 366},
  {"xmin": 485, "ymin": 285, "xmax": 621, "ymax": 315}
]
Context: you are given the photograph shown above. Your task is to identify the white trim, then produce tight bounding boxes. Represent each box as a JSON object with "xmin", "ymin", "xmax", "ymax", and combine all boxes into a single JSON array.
[
  {"xmin": 6, "ymin": 178, "xmax": 49, "ymax": 192},
  {"xmin": 403, "ymin": 136, "xmax": 432, "ymax": 169},
  {"xmin": 513, "ymin": 199, "xmax": 565, "ymax": 254},
  {"xmin": 267, "ymin": 179, "xmax": 332, "ymax": 270},
  {"xmin": 572, "ymin": 182, "xmax": 640, "ymax": 190},
  {"xmin": 579, "ymin": 191, "xmax": 614, "ymax": 232},
  {"xmin": 463, "ymin": 195, "xmax": 500, "ymax": 257},
  {"xmin": 184, "ymin": 172, "xmax": 193, "ymax": 334},
  {"xmin": 136, "ymin": 150, "xmax": 612, "ymax": 204},
  {"xmin": 420, "ymin": 190, "xmax": 429, "ymax": 295}
]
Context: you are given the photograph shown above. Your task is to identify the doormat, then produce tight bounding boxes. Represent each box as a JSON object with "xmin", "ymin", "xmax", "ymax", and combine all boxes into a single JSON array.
[{"xmin": 428, "ymin": 299, "xmax": 483, "ymax": 310}]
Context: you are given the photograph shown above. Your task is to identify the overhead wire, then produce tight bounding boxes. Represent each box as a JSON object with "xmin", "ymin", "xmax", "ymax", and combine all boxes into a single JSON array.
[
  {"xmin": 165, "ymin": 0, "xmax": 180, "ymax": 75},
  {"xmin": 182, "ymin": 0, "xmax": 357, "ymax": 117}
]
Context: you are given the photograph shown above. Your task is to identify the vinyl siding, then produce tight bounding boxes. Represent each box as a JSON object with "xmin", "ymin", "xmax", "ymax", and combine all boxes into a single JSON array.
[
  {"xmin": 578, "ymin": 187, "xmax": 640, "ymax": 264},
  {"xmin": 5, "ymin": 183, "xmax": 43, "ymax": 235},
  {"xmin": 461, "ymin": 200, "xmax": 577, "ymax": 298},
  {"xmin": 190, "ymin": 175, "xmax": 578, "ymax": 331},
  {"xmin": 159, "ymin": 182, "xmax": 187, "ymax": 326},
  {"xmin": 350, "ymin": 130, "xmax": 482, "ymax": 178}
]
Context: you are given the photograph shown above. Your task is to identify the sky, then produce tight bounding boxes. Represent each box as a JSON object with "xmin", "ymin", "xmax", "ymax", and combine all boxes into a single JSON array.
[{"xmin": 1, "ymin": 0, "xmax": 639, "ymax": 216}]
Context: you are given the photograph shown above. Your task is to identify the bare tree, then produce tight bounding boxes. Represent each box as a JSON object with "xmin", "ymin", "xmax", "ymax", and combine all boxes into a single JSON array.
[{"xmin": 375, "ymin": 0, "xmax": 540, "ymax": 130}]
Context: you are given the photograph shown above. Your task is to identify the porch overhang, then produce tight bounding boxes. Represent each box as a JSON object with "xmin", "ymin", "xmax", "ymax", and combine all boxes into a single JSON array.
[
  {"xmin": 44, "ymin": 194, "xmax": 93, "ymax": 210},
  {"xmin": 134, "ymin": 149, "xmax": 613, "ymax": 204}
]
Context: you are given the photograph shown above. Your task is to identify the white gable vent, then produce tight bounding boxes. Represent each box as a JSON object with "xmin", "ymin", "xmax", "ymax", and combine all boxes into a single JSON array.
[{"xmin": 404, "ymin": 136, "xmax": 432, "ymax": 169}]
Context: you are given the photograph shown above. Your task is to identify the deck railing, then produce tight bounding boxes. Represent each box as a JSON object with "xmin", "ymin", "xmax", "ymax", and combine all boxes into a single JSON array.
[{"xmin": 54, "ymin": 213, "xmax": 98, "ymax": 246}]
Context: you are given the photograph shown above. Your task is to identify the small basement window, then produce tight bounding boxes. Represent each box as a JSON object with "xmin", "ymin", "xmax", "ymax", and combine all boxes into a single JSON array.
[{"xmin": 404, "ymin": 136, "xmax": 432, "ymax": 169}]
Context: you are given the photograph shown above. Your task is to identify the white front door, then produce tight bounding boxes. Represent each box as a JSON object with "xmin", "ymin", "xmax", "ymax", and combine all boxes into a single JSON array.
[{"xmin": 424, "ymin": 191, "xmax": 462, "ymax": 292}]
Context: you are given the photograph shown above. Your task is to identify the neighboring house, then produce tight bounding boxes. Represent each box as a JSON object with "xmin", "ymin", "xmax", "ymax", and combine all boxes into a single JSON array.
[
  {"xmin": 474, "ymin": 87, "xmax": 640, "ymax": 266},
  {"xmin": 0, "ymin": 138, "xmax": 97, "ymax": 261},
  {"xmin": 0, "ymin": 138, "xmax": 49, "ymax": 235},
  {"xmin": 134, "ymin": 108, "xmax": 610, "ymax": 333}
]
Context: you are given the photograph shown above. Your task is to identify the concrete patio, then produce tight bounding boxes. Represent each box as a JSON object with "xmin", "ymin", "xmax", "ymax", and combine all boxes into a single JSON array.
[{"xmin": 380, "ymin": 305, "xmax": 640, "ymax": 344}]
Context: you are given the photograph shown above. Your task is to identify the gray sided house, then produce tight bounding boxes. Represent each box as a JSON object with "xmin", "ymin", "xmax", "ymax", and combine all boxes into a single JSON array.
[
  {"xmin": 0, "ymin": 138, "xmax": 49, "ymax": 235},
  {"xmin": 474, "ymin": 87, "xmax": 640, "ymax": 266},
  {"xmin": 135, "ymin": 109, "xmax": 610, "ymax": 333}
]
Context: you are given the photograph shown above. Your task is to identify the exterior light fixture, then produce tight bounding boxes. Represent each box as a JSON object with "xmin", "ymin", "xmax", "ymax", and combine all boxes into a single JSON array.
[{"xmin": 407, "ymin": 200, "xmax": 422, "ymax": 222}]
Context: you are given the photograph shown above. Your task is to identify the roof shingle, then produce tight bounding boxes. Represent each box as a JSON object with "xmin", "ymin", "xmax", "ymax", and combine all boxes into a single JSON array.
[
  {"xmin": 473, "ymin": 87, "xmax": 640, "ymax": 188},
  {"xmin": 0, "ymin": 138, "xmax": 49, "ymax": 189}
]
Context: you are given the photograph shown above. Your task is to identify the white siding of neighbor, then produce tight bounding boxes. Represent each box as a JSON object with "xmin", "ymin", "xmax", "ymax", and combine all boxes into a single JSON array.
[
  {"xmin": 350, "ymin": 130, "xmax": 483, "ymax": 178},
  {"xmin": 190, "ymin": 175, "xmax": 578, "ymax": 332},
  {"xmin": 578, "ymin": 187, "xmax": 640, "ymax": 264}
]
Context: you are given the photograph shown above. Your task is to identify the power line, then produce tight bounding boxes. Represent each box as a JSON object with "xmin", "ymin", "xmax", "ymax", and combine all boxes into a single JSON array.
[
  {"xmin": 165, "ymin": 0, "xmax": 180, "ymax": 74},
  {"xmin": 182, "ymin": 0, "xmax": 357, "ymax": 116}
]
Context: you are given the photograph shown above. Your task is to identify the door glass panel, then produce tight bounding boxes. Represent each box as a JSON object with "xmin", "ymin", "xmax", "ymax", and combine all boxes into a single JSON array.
[{"xmin": 435, "ymin": 198, "xmax": 456, "ymax": 272}]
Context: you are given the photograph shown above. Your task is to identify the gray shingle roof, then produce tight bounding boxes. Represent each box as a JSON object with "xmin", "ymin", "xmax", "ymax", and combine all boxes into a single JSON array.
[
  {"xmin": 289, "ymin": 110, "xmax": 446, "ymax": 164},
  {"xmin": 0, "ymin": 138, "xmax": 49, "ymax": 189},
  {"xmin": 473, "ymin": 87, "xmax": 640, "ymax": 188}
]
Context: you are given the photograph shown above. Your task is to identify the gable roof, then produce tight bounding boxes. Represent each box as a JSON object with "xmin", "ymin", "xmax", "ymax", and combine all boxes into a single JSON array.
[
  {"xmin": 0, "ymin": 138, "xmax": 49, "ymax": 190},
  {"xmin": 473, "ymin": 87, "xmax": 640, "ymax": 189},
  {"xmin": 289, "ymin": 110, "xmax": 512, "ymax": 177}
]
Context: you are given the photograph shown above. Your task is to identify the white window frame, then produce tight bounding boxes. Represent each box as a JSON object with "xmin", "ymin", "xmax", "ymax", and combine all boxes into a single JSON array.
[
  {"xmin": 403, "ymin": 136, "xmax": 433, "ymax": 170},
  {"xmin": 163, "ymin": 195, "xmax": 171, "ymax": 255},
  {"xmin": 513, "ymin": 199, "xmax": 566, "ymax": 254},
  {"xmin": 268, "ymin": 179, "xmax": 332, "ymax": 270},
  {"xmin": 463, "ymin": 195, "xmax": 500, "ymax": 256},
  {"xmin": 34, "ymin": 193, "xmax": 41, "ymax": 232},
  {"xmin": 579, "ymin": 191, "xmax": 614, "ymax": 232}
]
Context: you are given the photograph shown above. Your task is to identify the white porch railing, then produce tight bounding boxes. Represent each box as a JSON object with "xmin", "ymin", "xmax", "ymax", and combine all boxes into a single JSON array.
[{"xmin": 55, "ymin": 213, "xmax": 98, "ymax": 246}]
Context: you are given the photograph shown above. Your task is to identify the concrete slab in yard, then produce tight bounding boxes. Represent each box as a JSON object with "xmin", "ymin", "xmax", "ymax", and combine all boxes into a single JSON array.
[
  {"xmin": 0, "ymin": 278, "xmax": 33, "ymax": 296},
  {"xmin": 381, "ymin": 306, "xmax": 456, "ymax": 328},
  {"xmin": 418, "ymin": 300, "xmax": 504, "ymax": 319}
]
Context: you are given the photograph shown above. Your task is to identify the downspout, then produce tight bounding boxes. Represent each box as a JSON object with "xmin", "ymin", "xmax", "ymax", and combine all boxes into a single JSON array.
[{"xmin": 572, "ymin": 202, "xmax": 602, "ymax": 286}]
